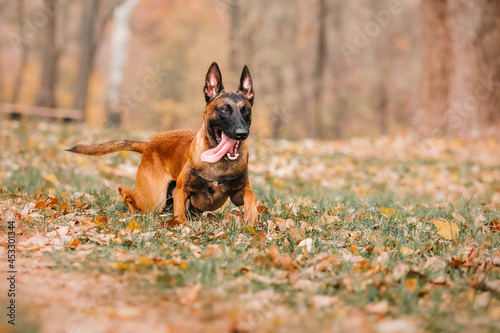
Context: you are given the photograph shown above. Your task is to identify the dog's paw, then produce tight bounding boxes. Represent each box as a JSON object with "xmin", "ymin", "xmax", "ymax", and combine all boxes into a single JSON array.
[
  {"xmin": 244, "ymin": 208, "xmax": 259, "ymax": 227},
  {"xmin": 160, "ymin": 216, "xmax": 184, "ymax": 229}
]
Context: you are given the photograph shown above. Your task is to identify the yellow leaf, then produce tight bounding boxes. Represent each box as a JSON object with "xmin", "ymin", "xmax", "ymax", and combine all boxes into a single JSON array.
[
  {"xmin": 400, "ymin": 246, "xmax": 415, "ymax": 256},
  {"xmin": 80, "ymin": 308, "xmax": 96, "ymax": 315},
  {"xmin": 380, "ymin": 207, "xmax": 397, "ymax": 217},
  {"xmin": 108, "ymin": 261, "xmax": 137, "ymax": 270},
  {"xmin": 139, "ymin": 257, "xmax": 151, "ymax": 265},
  {"xmin": 126, "ymin": 220, "xmax": 142, "ymax": 231},
  {"xmin": 120, "ymin": 151, "xmax": 130, "ymax": 159},
  {"xmin": 43, "ymin": 174, "xmax": 59, "ymax": 185},
  {"xmin": 405, "ymin": 278, "xmax": 417, "ymax": 292},
  {"xmin": 246, "ymin": 225, "xmax": 256, "ymax": 234},
  {"xmin": 433, "ymin": 219, "xmax": 459, "ymax": 240},
  {"xmin": 272, "ymin": 179, "xmax": 286, "ymax": 188}
]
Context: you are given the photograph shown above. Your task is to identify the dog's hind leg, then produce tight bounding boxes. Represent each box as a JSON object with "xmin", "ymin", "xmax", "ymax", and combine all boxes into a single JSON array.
[
  {"xmin": 118, "ymin": 185, "xmax": 139, "ymax": 213},
  {"xmin": 131, "ymin": 161, "xmax": 172, "ymax": 213}
]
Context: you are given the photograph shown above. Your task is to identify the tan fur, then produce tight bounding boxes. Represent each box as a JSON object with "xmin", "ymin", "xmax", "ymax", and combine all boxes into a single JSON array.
[{"xmin": 67, "ymin": 140, "xmax": 147, "ymax": 155}]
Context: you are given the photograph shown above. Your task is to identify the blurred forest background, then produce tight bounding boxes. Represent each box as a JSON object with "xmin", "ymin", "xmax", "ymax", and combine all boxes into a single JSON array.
[{"xmin": 0, "ymin": 0, "xmax": 499, "ymax": 140}]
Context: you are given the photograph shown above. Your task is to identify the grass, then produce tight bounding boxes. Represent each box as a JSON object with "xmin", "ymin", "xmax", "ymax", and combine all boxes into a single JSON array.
[{"xmin": 0, "ymin": 120, "xmax": 500, "ymax": 332}]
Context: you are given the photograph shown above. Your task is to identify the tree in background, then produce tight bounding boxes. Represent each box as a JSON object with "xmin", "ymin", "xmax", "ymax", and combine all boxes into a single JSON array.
[
  {"xmin": 329, "ymin": 0, "xmax": 347, "ymax": 140},
  {"xmin": 415, "ymin": 0, "xmax": 450, "ymax": 137},
  {"xmin": 35, "ymin": 0, "xmax": 57, "ymax": 108},
  {"xmin": 313, "ymin": 0, "xmax": 328, "ymax": 139},
  {"xmin": 0, "ymin": 48, "xmax": 3, "ymax": 103},
  {"xmin": 229, "ymin": 0, "xmax": 241, "ymax": 76},
  {"xmin": 73, "ymin": 0, "xmax": 99, "ymax": 116},
  {"xmin": 446, "ymin": 0, "xmax": 500, "ymax": 137},
  {"xmin": 0, "ymin": 1, "xmax": 4, "ymax": 103},
  {"xmin": 11, "ymin": 0, "xmax": 29, "ymax": 106},
  {"xmin": 0, "ymin": 0, "xmax": 422, "ymax": 139},
  {"xmin": 107, "ymin": 0, "xmax": 142, "ymax": 127},
  {"xmin": 414, "ymin": 0, "xmax": 500, "ymax": 138},
  {"xmin": 74, "ymin": 0, "xmax": 122, "ymax": 120}
]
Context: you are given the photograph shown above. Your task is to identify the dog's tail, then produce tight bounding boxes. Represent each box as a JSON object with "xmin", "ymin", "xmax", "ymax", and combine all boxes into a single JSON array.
[{"xmin": 66, "ymin": 140, "xmax": 148, "ymax": 156}]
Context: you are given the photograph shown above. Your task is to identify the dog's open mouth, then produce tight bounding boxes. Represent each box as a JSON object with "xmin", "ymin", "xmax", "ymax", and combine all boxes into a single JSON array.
[{"xmin": 201, "ymin": 129, "xmax": 242, "ymax": 163}]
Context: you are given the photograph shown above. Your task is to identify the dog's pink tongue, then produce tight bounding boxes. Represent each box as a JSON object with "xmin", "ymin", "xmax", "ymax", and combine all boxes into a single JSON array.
[{"xmin": 201, "ymin": 133, "xmax": 237, "ymax": 163}]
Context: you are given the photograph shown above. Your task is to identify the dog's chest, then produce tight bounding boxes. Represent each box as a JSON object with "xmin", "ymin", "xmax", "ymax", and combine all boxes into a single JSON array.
[{"xmin": 185, "ymin": 168, "xmax": 246, "ymax": 211}]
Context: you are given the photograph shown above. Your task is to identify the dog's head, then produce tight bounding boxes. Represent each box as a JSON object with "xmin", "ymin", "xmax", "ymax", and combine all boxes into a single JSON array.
[{"xmin": 202, "ymin": 62, "xmax": 254, "ymax": 160}]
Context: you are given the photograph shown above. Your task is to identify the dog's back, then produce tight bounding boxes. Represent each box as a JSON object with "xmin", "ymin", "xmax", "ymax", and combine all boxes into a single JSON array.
[{"xmin": 141, "ymin": 129, "xmax": 197, "ymax": 179}]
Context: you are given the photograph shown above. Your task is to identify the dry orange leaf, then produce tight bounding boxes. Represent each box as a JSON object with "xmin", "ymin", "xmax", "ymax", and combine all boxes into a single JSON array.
[
  {"xmin": 204, "ymin": 212, "xmax": 216, "ymax": 221},
  {"xmin": 489, "ymin": 220, "xmax": 500, "ymax": 233},
  {"xmin": 34, "ymin": 201, "xmax": 45, "ymax": 209},
  {"xmin": 59, "ymin": 202, "xmax": 68, "ymax": 211},
  {"xmin": 251, "ymin": 231, "xmax": 267, "ymax": 244},
  {"xmin": 257, "ymin": 205, "xmax": 269, "ymax": 214},
  {"xmin": 288, "ymin": 226, "xmax": 304, "ymax": 243},
  {"xmin": 68, "ymin": 238, "xmax": 81, "ymax": 248},
  {"xmin": 95, "ymin": 215, "xmax": 109, "ymax": 228}
]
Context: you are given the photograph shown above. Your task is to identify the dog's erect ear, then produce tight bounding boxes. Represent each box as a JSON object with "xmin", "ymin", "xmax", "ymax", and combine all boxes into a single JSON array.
[
  {"xmin": 238, "ymin": 65, "xmax": 254, "ymax": 105},
  {"xmin": 204, "ymin": 62, "xmax": 225, "ymax": 103}
]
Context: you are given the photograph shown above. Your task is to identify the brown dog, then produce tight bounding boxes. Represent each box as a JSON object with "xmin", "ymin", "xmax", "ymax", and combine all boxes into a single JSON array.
[{"xmin": 68, "ymin": 62, "xmax": 258, "ymax": 227}]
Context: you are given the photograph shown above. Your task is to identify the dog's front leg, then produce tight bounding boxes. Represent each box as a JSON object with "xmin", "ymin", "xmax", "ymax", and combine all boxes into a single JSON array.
[
  {"xmin": 160, "ymin": 186, "xmax": 189, "ymax": 228},
  {"xmin": 243, "ymin": 187, "xmax": 258, "ymax": 226},
  {"xmin": 161, "ymin": 173, "xmax": 190, "ymax": 228},
  {"xmin": 173, "ymin": 185, "xmax": 189, "ymax": 223},
  {"xmin": 231, "ymin": 185, "xmax": 258, "ymax": 226}
]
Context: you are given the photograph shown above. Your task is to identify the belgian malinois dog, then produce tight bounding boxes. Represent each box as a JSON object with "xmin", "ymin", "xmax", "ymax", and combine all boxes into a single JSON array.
[{"xmin": 68, "ymin": 62, "xmax": 258, "ymax": 227}]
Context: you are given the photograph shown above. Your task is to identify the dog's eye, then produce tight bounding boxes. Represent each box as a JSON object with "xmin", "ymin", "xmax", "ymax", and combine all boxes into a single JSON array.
[{"xmin": 220, "ymin": 108, "xmax": 228, "ymax": 113}]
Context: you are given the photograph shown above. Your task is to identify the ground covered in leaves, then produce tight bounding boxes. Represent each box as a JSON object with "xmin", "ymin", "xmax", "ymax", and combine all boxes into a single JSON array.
[{"xmin": 1, "ymin": 120, "xmax": 500, "ymax": 333}]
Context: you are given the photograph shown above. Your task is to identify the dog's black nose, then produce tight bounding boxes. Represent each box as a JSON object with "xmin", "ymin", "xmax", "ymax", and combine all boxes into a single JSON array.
[{"xmin": 234, "ymin": 129, "xmax": 249, "ymax": 140}]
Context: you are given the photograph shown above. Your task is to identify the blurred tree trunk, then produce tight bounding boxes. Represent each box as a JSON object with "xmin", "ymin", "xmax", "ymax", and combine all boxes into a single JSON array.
[
  {"xmin": 331, "ymin": 0, "xmax": 345, "ymax": 140},
  {"xmin": 240, "ymin": 1, "xmax": 259, "ymax": 71},
  {"xmin": 378, "ymin": 84, "xmax": 388, "ymax": 135},
  {"xmin": 270, "ymin": 67, "xmax": 284, "ymax": 138},
  {"xmin": 11, "ymin": 0, "xmax": 29, "ymax": 106},
  {"xmin": 74, "ymin": 0, "xmax": 100, "ymax": 118},
  {"xmin": 0, "ymin": 49, "xmax": 4, "ymax": 103},
  {"xmin": 413, "ymin": 0, "xmax": 451, "ymax": 137},
  {"xmin": 107, "ymin": 0, "xmax": 142, "ymax": 127},
  {"xmin": 414, "ymin": 0, "xmax": 500, "ymax": 138},
  {"xmin": 313, "ymin": 0, "xmax": 327, "ymax": 139},
  {"xmin": 445, "ymin": 0, "xmax": 500, "ymax": 137},
  {"xmin": 229, "ymin": 0, "xmax": 241, "ymax": 75},
  {"xmin": 371, "ymin": 0, "xmax": 390, "ymax": 136},
  {"xmin": 35, "ymin": 0, "xmax": 57, "ymax": 108}
]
